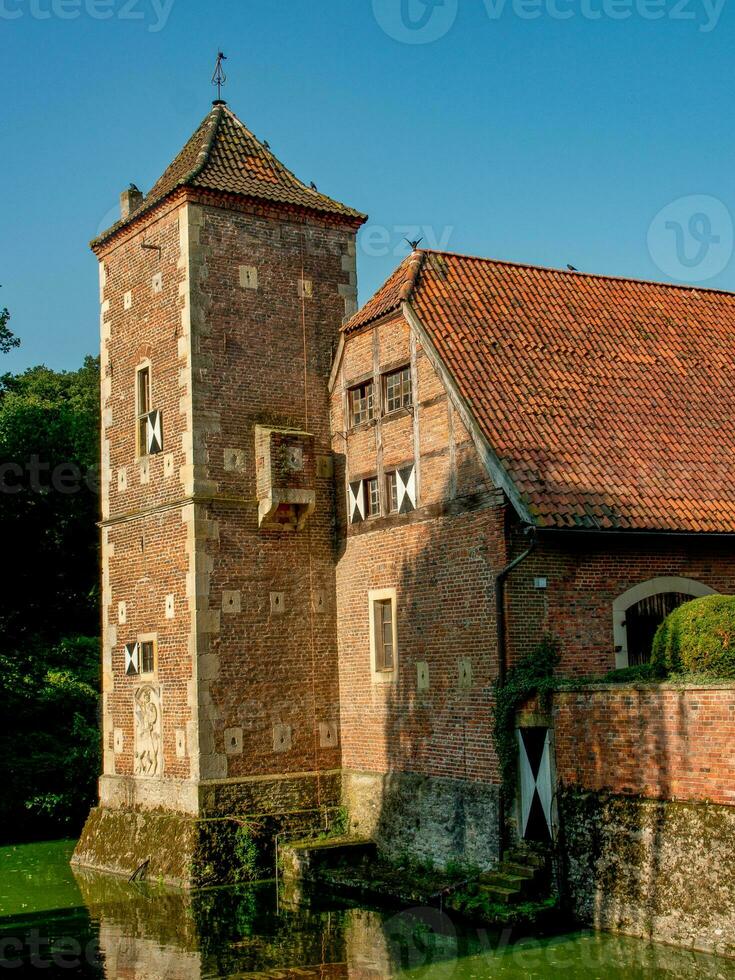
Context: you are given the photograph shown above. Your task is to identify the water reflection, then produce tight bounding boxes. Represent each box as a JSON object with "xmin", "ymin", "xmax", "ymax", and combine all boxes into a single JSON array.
[{"xmin": 1, "ymin": 841, "xmax": 734, "ymax": 978}]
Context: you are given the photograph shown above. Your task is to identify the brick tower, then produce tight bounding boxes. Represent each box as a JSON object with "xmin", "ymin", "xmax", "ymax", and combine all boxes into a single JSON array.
[{"xmin": 74, "ymin": 102, "xmax": 365, "ymax": 884}]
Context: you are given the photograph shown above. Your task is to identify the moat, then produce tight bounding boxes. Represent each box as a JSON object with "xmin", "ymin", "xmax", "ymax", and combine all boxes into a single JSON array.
[{"xmin": 1, "ymin": 839, "xmax": 733, "ymax": 978}]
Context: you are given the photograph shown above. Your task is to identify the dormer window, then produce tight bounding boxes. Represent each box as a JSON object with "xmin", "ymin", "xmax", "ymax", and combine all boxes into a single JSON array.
[
  {"xmin": 349, "ymin": 380, "xmax": 374, "ymax": 427},
  {"xmin": 383, "ymin": 366, "xmax": 412, "ymax": 414}
]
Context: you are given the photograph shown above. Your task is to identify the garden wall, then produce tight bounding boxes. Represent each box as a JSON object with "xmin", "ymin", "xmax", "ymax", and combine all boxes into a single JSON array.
[{"xmin": 551, "ymin": 684, "xmax": 735, "ymax": 956}]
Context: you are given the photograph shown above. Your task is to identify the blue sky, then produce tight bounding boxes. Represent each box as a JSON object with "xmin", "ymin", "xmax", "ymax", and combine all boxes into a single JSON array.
[{"xmin": 2, "ymin": 0, "xmax": 735, "ymax": 372}]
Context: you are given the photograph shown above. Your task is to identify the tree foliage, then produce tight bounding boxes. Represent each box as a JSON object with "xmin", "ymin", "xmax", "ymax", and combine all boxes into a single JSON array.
[
  {"xmin": 0, "ymin": 288, "xmax": 20, "ymax": 354},
  {"xmin": 651, "ymin": 594, "xmax": 735, "ymax": 678},
  {"xmin": 0, "ymin": 356, "xmax": 100, "ymax": 841}
]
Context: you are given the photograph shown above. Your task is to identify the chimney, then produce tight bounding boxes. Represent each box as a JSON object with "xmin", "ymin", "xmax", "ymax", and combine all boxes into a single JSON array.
[{"xmin": 120, "ymin": 184, "xmax": 144, "ymax": 219}]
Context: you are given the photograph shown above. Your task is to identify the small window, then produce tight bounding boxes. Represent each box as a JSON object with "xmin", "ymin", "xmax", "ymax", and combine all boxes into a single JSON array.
[
  {"xmin": 386, "ymin": 471, "xmax": 399, "ymax": 513},
  {"xmin": 369, "ymin": 589, "xmax": 398, "ymax": 681},
  {"xmin": 374, "ymin": 599, "xmax": 394, "ymax": 671},
  {"xmin": 383, "ymin": 366, "xmax": 412, "ymax": 414},
  {"xmin": 136, "ymin": 365, "xmax": 151, "ymax": 457},
  {"xmin": 366, "ymin": 476, "xmax": 380, "ymax": 517},
  {"xmin": 349, "ymin": 381, "xmax": 374, "ymax": 427},
  {"xmin": 140, "ymin": 639, "xmax": 156, "ymax": 675}
]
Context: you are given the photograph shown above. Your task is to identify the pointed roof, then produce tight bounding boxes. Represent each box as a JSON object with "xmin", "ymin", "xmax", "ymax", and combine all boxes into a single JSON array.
[
  {"xmin": 92, "ymin": 103, "xmax": 365, "ymax": 246},
  {"xmin": 345, "ymin": 248, "xmax": 735, "ymax": 534}
]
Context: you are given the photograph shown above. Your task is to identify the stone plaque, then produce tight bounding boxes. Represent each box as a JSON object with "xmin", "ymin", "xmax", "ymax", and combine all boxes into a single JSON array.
[{"xmin": 134, "ymin": 684, "xmax": 162, "ymax": 777}]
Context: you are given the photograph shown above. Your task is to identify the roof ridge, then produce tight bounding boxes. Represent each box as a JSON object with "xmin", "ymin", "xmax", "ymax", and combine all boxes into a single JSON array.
[
  {"xmin": 183, "ymin": 103, "xmax": 224, "ymax": 187},
  {"xmin": 91, "ymin": 102, "xmax": 365, "ymax": 249},
  {"xmin": 341, "ymin": 249, "xmax": 425, "ymax": 334},
  {"xmin": 417, "ymin": 247, "xmax": 735, "ymax": 300},
  {"xmin": 399, "ymin": 249, "xmax": 425, "ymax": 301}
]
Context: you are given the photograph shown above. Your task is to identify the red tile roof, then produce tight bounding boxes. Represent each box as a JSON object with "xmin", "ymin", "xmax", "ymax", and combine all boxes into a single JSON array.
[
  {"xmin": 93, "ymin": 104, "xmax": 365, "ymax": 246},
  {"xmin": 348, "ymin": 249, "xmax": 735, "ymax": 533}
]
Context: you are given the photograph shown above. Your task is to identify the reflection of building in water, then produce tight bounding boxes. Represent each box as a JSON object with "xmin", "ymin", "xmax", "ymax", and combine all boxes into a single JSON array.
[
  {"xmin": 70, "ymin": 866, "xmax": 728, "ymax": 979},
  {"xmin": 72, "ymin": 867, "xmax": 392, "ymax": 978}
]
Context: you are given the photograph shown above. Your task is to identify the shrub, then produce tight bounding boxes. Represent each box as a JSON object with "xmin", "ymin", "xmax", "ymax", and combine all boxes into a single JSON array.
[{"xmin": 651, "ymin": 594, "xmax": 735, "ymax": 678}]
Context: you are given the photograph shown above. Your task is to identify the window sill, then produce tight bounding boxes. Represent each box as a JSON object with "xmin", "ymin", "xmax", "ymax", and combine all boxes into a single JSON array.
[
  {"xmin": 348, "ymin": 418, "xmax": 377, "ymax": 434},
  {"xmin": 381, "ymin": 406, "xmax": 413, "ymax": 422}
]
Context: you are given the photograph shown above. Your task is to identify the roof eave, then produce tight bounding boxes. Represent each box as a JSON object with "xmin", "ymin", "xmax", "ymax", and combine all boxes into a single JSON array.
[
  {"xmin": 91, "ymin": 185, "xmax": 366, "ymax": 253},
  {"xmin": 534, "ymin": 524, "xmax": 735, "ymax": 538}
]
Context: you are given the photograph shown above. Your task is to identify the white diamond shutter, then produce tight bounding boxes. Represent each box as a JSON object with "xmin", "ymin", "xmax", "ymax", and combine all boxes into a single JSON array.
[
  {"xmin": 124, "ymin": 642, "xmax": 140, "ymax": 676},
  {"xmin": 517, "ymin": 729, "xmax": 535, "ymax": 836},
  {"xmin": 145, "ymin": 410, "xmax": 163, "ymax": 455},
  {"xmin": 536, "ymin": 732, "xmax": 554, "ymax": 835},
  {"xmin": 397, "ymin": 464, "xmax": 416, "ymax": 514},
  {"xmin": 518, "ymin": 727, "xmax": 554, "ymax": 839},
  {"xmin": 348, "ymin": 480, "xmax": 365, "ymax": 524}
]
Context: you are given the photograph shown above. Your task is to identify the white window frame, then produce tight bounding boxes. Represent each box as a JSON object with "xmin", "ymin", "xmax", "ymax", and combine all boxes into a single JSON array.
[
  {"xmin": 135, "ymin": 360, "xmax": 152, "ymax": 459},
  {"xmin": 368, "ymin": 588, "xmax": 398, "ymax": 684},
  {"xmin": 365, "ymin": 475, "xmax": 380, "ymax": 518},
  {"xmin": 348, "ymin": 380, "xmax": 375, "ymax": 428},
  {"xmin": 382, "ymin": 365, "xmax": 412, "ymax": 414}
]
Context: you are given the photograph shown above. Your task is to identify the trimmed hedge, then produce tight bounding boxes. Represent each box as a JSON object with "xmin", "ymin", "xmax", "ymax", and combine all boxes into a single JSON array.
[{"xmin": 651, "ymin": 594, "xmax": 735, "ymax": 678}]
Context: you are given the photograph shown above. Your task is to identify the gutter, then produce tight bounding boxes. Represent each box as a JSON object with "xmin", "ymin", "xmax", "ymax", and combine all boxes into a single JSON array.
[
  {"xmin": 495, "ymin": 525, "xmax": 537, "ymax": 687},
  {"xmin": 494, "ymin": 524, "xmax": 537, "ymax": 856},
  {"xmin": 535, "ymin": 526, "xmax": 735, "ymax": 540}
]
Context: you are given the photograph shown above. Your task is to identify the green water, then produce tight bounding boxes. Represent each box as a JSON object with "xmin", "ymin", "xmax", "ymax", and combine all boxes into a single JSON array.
[{"xmin": 1, "ymin": 841, "xmax": 734, "ymax": 978}]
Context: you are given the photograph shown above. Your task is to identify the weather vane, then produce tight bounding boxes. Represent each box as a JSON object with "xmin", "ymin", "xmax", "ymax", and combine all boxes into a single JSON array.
[{"xmin": 211, "ymin": 51, "xmax": 227, "ymax": 102}]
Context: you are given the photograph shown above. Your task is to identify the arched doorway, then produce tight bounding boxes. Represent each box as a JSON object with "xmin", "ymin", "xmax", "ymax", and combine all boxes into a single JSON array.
[{"xmin": 612, "ymin": 577, "xmax": 715, "ymax": 669}]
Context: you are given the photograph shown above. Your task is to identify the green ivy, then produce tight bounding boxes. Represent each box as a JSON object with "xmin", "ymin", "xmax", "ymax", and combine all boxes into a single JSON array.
[{"xmin": 492, "ymin": 635, "xmax": 560, "ymax": 805}]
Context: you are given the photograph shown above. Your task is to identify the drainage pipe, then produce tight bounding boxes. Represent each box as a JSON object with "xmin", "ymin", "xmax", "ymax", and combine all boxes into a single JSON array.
[
  {"xmin": 494, "ymin": 525, "xmax": 537, "ymax": 856},
  {"xmin": 495, "ymin": 525, "xmax": 537, "ymax": 686}
]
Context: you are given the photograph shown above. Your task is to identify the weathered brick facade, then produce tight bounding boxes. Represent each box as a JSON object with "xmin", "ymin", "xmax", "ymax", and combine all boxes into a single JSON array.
[
  {"xmin": 541, "ymin": 683, "xmax": 735, "ymax": 956},
  {"xmin": 76, "ymin": 104, "xmax": 366, "ymax": 876},
  {"xmin": 553, "ymin": 683, "xmax": 735, "ymax": 804},
  {"xmin": 330, "ymin": 312, "xmax": 509, "ymax": 862},
  {"xmin": 505, "ymin": 530, "xmax": 735, "ymax": 676}
]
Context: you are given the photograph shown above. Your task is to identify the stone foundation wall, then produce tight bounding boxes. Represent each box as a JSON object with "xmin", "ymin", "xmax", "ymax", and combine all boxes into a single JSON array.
[
  {"xmin": 343, "ymin": 769, "xmax": 500, "ymax": 869},
  {"xmin": 77, "ymin": 770, "xmax": 343, "ymax": 887},
  {"xmin": 560, "ymin": 789, "xmax": 735, "ymax": 958}
]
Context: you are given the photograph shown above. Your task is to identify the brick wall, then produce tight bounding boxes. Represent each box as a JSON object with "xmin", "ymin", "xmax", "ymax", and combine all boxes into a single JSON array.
[
  {"xmin": 97, "ymin": 199, "xmax": 196, "ymax": 799},
  {"xmin": 184, "ymin": 203, "xmax": 357, "ymax": 788},
  {"xmin": 95, "ymin": 189, "xmax": 360, "ymax": 812},
  {"xmin": 553, "ymin": 684, "xmax": 735, "ymax": 805},
  {"xmin": 551, "ymin": 683, "xmax": 735, "ymax": 955},
  {"xmin": 506, "ymin": 528, "xmax": 735, "ymax": 675},
  {"xmin": 333, "ymin": 313, "xmax": 506, "ymax": 786}
]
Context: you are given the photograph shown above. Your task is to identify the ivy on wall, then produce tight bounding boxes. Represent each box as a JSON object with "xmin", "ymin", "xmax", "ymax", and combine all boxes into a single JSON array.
[{"xmin": 492, "ymin": 635, "xmax": 560, "ymax": 805}]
